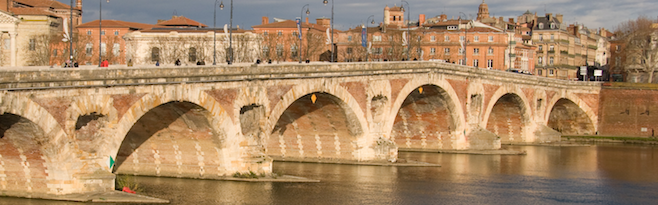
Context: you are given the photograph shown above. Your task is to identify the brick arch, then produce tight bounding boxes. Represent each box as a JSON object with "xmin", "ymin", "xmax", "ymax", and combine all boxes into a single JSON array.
[
  {"xmin": 266, "ymin": 82, "xmax": 368, "ymax": 139},
  {"xmin": 544, "ymin": 93, "xmax": 598, "ymax": 134},
  {"xmin": 481, "ymin": 86, "xmax": 533, "ymax": 127},
  {"xmin": 266, "ymin": 82, "xmax": 370, "ymax": 160},
  {"xmin": 109, "ymin": 86, "xmax": 239, "ymax": 173},
  {"xmin": 0, "ymin": 93, "xmax": 72, "ymax": 194},
  {"xmin": 384, "ymin": 78, "xmax": 466, "ymax": 149}
]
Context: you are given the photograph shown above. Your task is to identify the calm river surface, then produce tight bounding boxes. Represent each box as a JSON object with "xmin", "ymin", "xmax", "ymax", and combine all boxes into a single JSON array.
[{"xmin": 2, "ymin": 144, "xmax": 658, "ymax": 205}]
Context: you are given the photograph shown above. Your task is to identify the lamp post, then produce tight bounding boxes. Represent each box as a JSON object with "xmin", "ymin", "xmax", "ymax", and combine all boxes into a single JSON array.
[
  {"xmin": 322, "ymin": 0, "xmax": 334, "ymax": 63},
  {"xmin": 459, "ymin": 12, "xmax": 468, "ymax": 66},
  {"xmin": 300, "ymin": 4, "xmax": 310, "ymax": 63},
  {"xmin": 220, "ymin": 0, "xmax": 233, "ymax": 64},
  {"xmin": 213, "ymin": 0, "xmax": 220, "ymax": 65},
  {"xmin": 99, "ymin": 0, "xmax": 109, "ymax": 67},
  {"xmin": 69, "ymin": 0, "xmax": 73, "ymax": 62},
  {"xmin": 365, "ymin": 15, "xmax": 374, "ymax": 62},
  {"xmin": 401, "ymin": 0, "xmax": 410, "ymax": 61}
]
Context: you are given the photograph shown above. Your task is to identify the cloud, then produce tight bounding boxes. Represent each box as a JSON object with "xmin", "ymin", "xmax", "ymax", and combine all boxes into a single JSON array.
[{"xmin": 58, "ymin": 0, "xmax": 657, "ymax": 30}]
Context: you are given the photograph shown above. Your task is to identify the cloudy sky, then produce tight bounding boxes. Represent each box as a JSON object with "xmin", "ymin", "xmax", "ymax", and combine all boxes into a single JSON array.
[{"xmin": 58, "ymin": 0, "xmax": 657, "ymax": 31}]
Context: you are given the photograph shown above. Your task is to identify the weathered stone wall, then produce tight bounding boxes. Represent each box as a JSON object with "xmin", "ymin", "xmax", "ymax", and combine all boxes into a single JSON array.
[{"xmin": 598, "ymin": 83, "xmax": 658, "ymax": 137}]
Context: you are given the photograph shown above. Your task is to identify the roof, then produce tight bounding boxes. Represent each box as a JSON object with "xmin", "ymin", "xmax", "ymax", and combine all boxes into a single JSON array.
[
  {"xmin": 138, "ymin": 27, "xmax": 252, "ymax": 34},
  {"xmin": 252, "ymin": 19, "xmax": 333, "ymax": 32},
  {"xmin": 13, "ymin": 0, "xmax": 75, "ymax": 10},
  {"xmin": 156, "ymin": 16, "xmax": 207, "ymax": 28},
  {"xmin": 389, "ymin": 6, "xmax": 404, "ymax": 12},
  {"xmin": 10, "ymin": 7, "xmax": 58, "ymax": 17},
  {"xmin": 77, "ymin": 20, "xmax": 154, "ymax": 30}
]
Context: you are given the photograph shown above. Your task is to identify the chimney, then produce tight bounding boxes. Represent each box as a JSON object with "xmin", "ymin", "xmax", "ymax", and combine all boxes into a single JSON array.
[
  {"xmin": 77, "ymin": 0, "xmax": 82, "ymax": 9},
  {"xmin": 440, "ymin": 14, "xmax": 447, "ymax": 21},
  {"xmin": 546, "ymin": 13, "xmax": 552, "ymax": 21},
  {"xmin": 419, "ymin": 14, "xmax": 425, "ymax": 26},
  {"xmin": 556, "ymin": 14, "xmax": 563, "ymax": 23},
  {"xmin": 317, "ymin": 18, "xmax": 330, "ymax": 28},
  {"xmin": 509, "ymin": 18, "xmax": 515, "ymax": 23},
  {"xmin": 306, "ymin": 17, "xmax": 309, "ymax": 24},
  {"xmin": 262, "ymin": 16, "xmax": 269, "ymax": 25}
]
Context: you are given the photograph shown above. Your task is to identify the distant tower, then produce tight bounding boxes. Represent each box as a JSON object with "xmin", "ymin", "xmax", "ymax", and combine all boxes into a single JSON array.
[
  {"xmin": 384, "ymin": 5, "xmax": 390, "ymax": 25},
  {"xmin": 77, "ymin": 0, "xmax": 82, "ymax": 9},
  {"xmin": 477, "ymin": 0, "xmax": 490, "ymax": 20}
]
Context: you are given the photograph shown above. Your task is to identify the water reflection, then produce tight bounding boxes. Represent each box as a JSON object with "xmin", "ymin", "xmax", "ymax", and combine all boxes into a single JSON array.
[{"xmin": 0, "ymin": 144, "xmax": 657, "ymax": 204}]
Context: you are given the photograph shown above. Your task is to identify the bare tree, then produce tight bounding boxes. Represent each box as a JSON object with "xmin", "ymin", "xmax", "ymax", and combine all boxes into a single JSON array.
[
  {"xmin": 26, "ymin": 34, "xmax": 57, "ymax": 66},
  {"xmin": 614, "ymin": 16, "xmax": 658, "ymax": 83}
]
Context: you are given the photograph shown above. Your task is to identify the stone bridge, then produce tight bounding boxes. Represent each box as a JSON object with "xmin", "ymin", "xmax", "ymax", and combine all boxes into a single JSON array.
[{"xmin": 0, "ymin": 62, "xmax": 600, "ymax": 198}]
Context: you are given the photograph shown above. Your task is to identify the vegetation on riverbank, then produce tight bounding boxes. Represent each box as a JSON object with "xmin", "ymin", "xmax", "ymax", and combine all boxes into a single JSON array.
[
  {"xmin": 116, "ymin": 175, "xmax": 144, "ymax": 193},
  {"xmin": 562, "ymin": 135, "xmax": 658, "ymax": 142}
]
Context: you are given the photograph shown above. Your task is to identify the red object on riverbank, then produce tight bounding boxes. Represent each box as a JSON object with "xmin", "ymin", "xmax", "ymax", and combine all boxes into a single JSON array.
[{"xmin": 122, "ymin": 187, "xmax": 136, "ymax": 194}]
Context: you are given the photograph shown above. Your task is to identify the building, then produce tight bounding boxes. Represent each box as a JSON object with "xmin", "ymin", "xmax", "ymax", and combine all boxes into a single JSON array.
[
  {"xmin": 252, "ymin": 16, "xmax": 332, "ymax": 62},
  {"xmin": 75, "ymin": 20, "xmax": 154, "ymax": 65},
  {"xmin": 124, "ymin": 16, "xmax": 259, "ymax": 66},
  {"xmin": 0, "ymin": 0, "xmax": 82, "ymax": 67}
]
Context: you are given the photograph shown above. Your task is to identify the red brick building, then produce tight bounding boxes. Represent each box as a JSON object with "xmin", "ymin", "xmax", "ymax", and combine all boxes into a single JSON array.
[{"xmin": 252, "ymin": 16, "xmax": 334, "ymax": 62}]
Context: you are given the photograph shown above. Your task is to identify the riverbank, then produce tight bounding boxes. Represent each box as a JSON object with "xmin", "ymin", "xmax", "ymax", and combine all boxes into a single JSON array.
[
  {"xmin": 562, "ymin": 135, "xmax": 658, "ymax": 145},
  {"xmin": 272, "ymin": 157, "xmax": 441, "ymax": 167}
]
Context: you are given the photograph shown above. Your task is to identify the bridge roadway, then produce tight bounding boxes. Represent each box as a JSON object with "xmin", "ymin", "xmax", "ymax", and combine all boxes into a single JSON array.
[{"xmin": 0, "ymin": 62, "xmax": 600, "ymax": 198}]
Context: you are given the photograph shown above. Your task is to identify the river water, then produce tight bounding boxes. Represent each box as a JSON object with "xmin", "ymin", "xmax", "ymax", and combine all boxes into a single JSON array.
[{"xmin": 2, "ymin": 144, "xmax": 657, "ymax": 204}]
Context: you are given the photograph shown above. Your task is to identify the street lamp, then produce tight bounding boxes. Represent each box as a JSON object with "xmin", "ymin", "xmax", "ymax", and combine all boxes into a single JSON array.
[
  {"xmin": 322, "ymin": 0, "xmax": 334, "ymax": 62},
  {"xmin": 401, "ymin": 0, "xmax": 410, "ymax": 61},
  {"xmin": 213, "ymin": 0, "xmax": 220, "ymax": 65},
  {"xmin": 300, "ymin": 4, "xmax": 310, "ymax": 63},
  {"xmin": 459, "ymin": 12, "xmax": 468, "ymax": 66},
  {"xmin": 99, "ymin": 0, "xmax": 109, "ymax": 67},
  {"xmin": 220, "ymin": 0, "xmax": 233, "ymax": 64},
  {"xmin": 69, "ymin": 0, "xmax": 73, "ymax": 62},
  {"xmin": 365, "ymin": 15, "xmax": 374, "ymax": 62}
]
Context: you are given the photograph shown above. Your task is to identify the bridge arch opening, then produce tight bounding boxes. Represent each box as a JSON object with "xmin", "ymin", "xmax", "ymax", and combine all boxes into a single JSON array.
[
  {"xmin": 547, "ymin": 98, "xmax": 595, "ymax": 135},
  {"xmin": 268, "ymin": 92, "xmax": 362, "ymax": 160},
  {"xmin": 0, "ymin": 113, "xmax": 49, "ymax": 193},
  {"xmin": 114, "ymin": 101, "xmax": 228, "ymax": 178},
  {"xmin": 486, "ymin": 93, "xmax": 530, "ymax": 143},
  {"xmin": 391, "ymin": 85, "xmax": 459, "ymax": 150}
]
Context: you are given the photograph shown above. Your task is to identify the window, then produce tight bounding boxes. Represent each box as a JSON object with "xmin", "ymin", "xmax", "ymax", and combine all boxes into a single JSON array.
[
  {"xmin": 101, "ymin": 30, "xmax": 105, "ymax": 35},
  {"xmin": 430, "ymin": 36, "xmax": 436, "ymax": 42},
  {"xmin": 473, "ymin": 59, "xmax": 479, "ymax": 67},
  {"xmin": 189, "ymin": 47, "xmax": 197, "ymax": 62},
  {"xmin": 114, "ymin": 30, "xmax": 119, "ymax": 36},
  {"xmin": 538, "ymin": 69, "xmax": 543, "ymax": 75},
  {"xmin": 347, "ymin": 35, "xmax": 352, "ymax": 41},
  {"xmin": 151, "ymin": 47, "xmax": 160, "ymax": 61},
  {"xmin": 538, "ymin": 56, "xmax": 543, "ymax": 65},
  {"xmin": 28, "ymin": 38, "xmax": 35, "ymax": 51},
  {"xmin": 4, "ymin": 39, "xmax": 9, "ymax": 50},
  {"xmin": 86, "ymin": 43, "xmax": 93, "ymax": 56},
  {"xmin": 539, "ymin": 35, "xmax": 543, "ymax": 41},
  {"xmin": 458, "ymin": 48, "xmax": 464, "ymax": 55},
  {"xmin": 473, "ymin": 48, "xmax": 479, "ymax": 55},
  {"xmin": 487, "ymin": 59, "xmax": 493, "ymax": 68},
  {"xmin": 263, "ymin": 31, "xmax": 268, "ymax": 36},
  {"xmin": 538, "ymin": 45, "xmax": 543, "ymax": 51},
  {"xmin": 53, "ymin": 49, "xmax": 58, "ymax": 57},
  {"xmin": 538, "ymin": 23, "xmax": 544, "ymax": 29},
  {"xmin": 549, "ymin": 45, "xmax": 554, "ymax": 51},
  {"xmin": 277, "ymin": 31, "xmax": 282, "ymax": 36},
  {"xmin": 373, "ymin": 35, "xmax": 382, "ymax": 41},
  {"xmin": 615, "ymin": 45, "xmax": 620, "ymax": 52},
  {"xmin": 373, "ymin": 47, "xmax": 383, "ymax": 55},
  {"xmin": 549, "ymin": 56, "xmax": 554, "ymax": 65},
  {"xmin": 447, "ymin": 26, "xmax": 457, "ymax": 30},
  {"xmin": 112, "ymin": 43, "xmax": 120, "ymax": 56},
  {"xmin": 550, "ymin": 34, "xmax": 554, "ymax": 40},
  {"xmin": 87, "ymin": 30, "xmax": 92, "ymax": 35},
  {"xmin": 444, "ymin": 48, "xmax": 450, "ymax": 55},
  {"xmin": 100, "ymin": 43, "xmax": 106, "ymax": 56},
  {"xmin": 458, "ymin": 59, "xmax": 464, "ymax": 65},
  {"xmin": 347, "ymin": 47, "xmax": 353, "ymax": 54},
  {"xmin": 474, "ymin": 36, "xmax": 479, "ymax": 42},
  {"xmin": 430, "ymin": 48, "xmax": 436, "ymax": 55},
  {"xmin": 292, "ymin": 31, "xmax": 298, "ymax": 37},
  {"xmin": 488, "ymin": 47, "xmax": 494, "ymax": 55},
  {"xmin": 460, "ymin": 36, "xmax": 465, "ymax": 42},
  {"xmin": 444, "ymin": 36, "xmax": 450, "ymax": 42},
  {"xmin": 263, "ymin": 45, "xmax": 269, "ymax": 57},
  {"xmin": 276, "ymin": 44, "xmax": 283, "ymax": 57},
  {"xmin": 549, "ymin": 69, "xmax": 554, "ymax": 76},
  {"xmin": 488, "ymin": 36, "xmax": 493, "ymax": 42},
  {"xmin": 291, "ymin": 45, "xmax": 298, "ymax": 57},
  {"xmin": 550, "ymin": 23, "xmax": 556, "ymax": 29}
]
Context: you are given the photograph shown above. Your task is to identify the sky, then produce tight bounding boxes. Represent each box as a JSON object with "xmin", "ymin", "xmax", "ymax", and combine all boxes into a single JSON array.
[{"xmin": 57, "ymin": 0, "xmax": 657, "ymax": 31}]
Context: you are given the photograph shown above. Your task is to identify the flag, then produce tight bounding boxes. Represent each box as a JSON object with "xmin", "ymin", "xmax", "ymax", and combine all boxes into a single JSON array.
[{"xmin": 108, "ymin": 155, "xmax": 115, "ymax": 170}]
